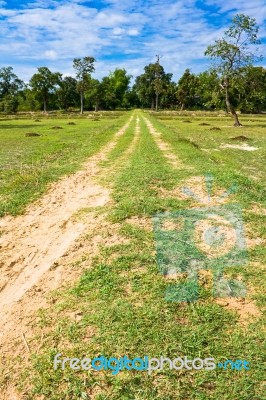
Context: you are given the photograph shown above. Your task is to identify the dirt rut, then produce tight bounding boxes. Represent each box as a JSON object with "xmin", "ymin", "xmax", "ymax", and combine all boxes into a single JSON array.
[{"xmin": 142, "ymin": 117, "xmax": 184, "ymax": 168}]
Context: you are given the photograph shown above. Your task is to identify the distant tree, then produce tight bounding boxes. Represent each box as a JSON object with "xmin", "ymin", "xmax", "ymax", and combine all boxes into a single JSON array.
[
  {"xmin": 73, "ymin": 57, "xmax": 95, "ymax": 114},
  {"xmin": 57, "ymin": 76, "xmax": 79, "ymax": 110},
  {"xmin": 196, "ymin": 70, "xmax": 222, "ymax": 109},
  {"xmin": 236, "ymin": 66, "xmax": 266, "ymax": 113},
  {"xmin": 96, "ymin": 69, "xmax": 131, "ymax": 110},
  {"xmin": 160, "ymin": 81, "xmax": 178, "ymax": 109},
  {"xmin": 18, "ymin": 86, "xmax": 41, "ymax": 111},
  {"xmin": 205, "ymin": 14, "xmax": 262, "ymax": 126},
  {"xmin": 108, "ymin": 69, "xmax": 131, "ymax": 108},
  {"xmin": 176, "ymin": 69, "xmax": 199, "ymax": 110},
  {"xmin": 85, "ymin": 78, "xmax": 104, "ymax": 112},
  {"xmin": 0, "ymin": 94, "xmax": 19, "ymax": 113},
  {"xmin": 135, "ymin": 62, "xmax": 172, "ymax": 109},
  {"xmin": 0, "ymin": 67, "xmax": 24, "ymax": 98},
  {"xmin": 29, "ymin": 67, "xmax": 62, "ymax": 112},
  {"xmin": 0, "ymin": 67, "xmax": 24, "ymax": 112},
  {"xmin": 123, "ymin": 87, "xmax": 141, "ymax": 109}
]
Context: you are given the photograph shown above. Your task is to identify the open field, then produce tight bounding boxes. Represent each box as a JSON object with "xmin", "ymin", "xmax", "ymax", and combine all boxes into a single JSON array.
[{"xmin": 0, "ymin": 111, "xmax": 265, "ymax": 400}]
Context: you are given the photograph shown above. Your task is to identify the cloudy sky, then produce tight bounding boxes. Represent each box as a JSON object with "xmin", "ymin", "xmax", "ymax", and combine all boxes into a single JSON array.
[{"xmin": 0, "ymin": 0, "xmax": 265, "ymax": 82}]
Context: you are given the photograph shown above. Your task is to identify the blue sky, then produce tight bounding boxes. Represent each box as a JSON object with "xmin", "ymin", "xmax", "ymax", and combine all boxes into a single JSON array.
[{"xmin": 0, "ymin": 0, "xmax": 265, "ymax": 82}]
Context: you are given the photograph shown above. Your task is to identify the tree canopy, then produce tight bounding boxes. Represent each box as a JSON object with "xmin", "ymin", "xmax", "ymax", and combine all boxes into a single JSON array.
[{"xmin": 205, "ymin": 14, "xmax": 262, "ymax": 125}]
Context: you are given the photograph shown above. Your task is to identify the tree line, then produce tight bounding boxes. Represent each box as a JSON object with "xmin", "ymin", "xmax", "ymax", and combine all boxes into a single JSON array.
[{"xmin": 0, "ymin": 14, "xmax": 265, "ymax": 123}]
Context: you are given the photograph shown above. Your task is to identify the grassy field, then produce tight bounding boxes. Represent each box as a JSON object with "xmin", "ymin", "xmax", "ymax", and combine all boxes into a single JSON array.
[
  {"xmin": 0, "ymin": 111, "xmax": 129, "ymax": 216},
  {"xmin": 0, "ymin": 110, "xmax": 265, "ymax": 400}
]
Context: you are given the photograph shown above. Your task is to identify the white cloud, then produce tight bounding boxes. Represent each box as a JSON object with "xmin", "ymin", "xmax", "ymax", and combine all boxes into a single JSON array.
[
  {"xmin": 0, "ymin": 0, "xmax": 265, "ymax": 82},
  {"xmin": 44, "ymin": 50, "xmax": 57, "ymax": 59},
  {"xmin": 112, "ymin": 27, "xmax": 125, "ymax": 35},
  {"xmin": 127, "ymin": 28, "xmax": 138, "ymax": 36}
]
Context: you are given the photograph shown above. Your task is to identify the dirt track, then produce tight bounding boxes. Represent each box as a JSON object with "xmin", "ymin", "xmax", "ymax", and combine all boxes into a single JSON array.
[{"xmin": 0, "ymin": 116, "xmax": 133, "ymax": 345}]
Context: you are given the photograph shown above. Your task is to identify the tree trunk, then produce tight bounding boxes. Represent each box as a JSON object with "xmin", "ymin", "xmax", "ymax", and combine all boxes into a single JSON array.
[
  {"xmin": 224, "ymin": 77, "xmax": 242, "ymax": 127},
  {"xmin": 180, "ymin": 103, "xmax": 184, "ymax": 111},
  {"xmin": 43, "ymin": 97, "xmax": 47, "ymax": 113},
  {"xmin": 95, "ymin": 99, "xmax": 99, "ymax": 112},
  {"xmin": 80, "ymin": 92, "xmax": 84, "ymax": 115},
  {"xmin": 151, "ymin": 97, "xmax": 155, "ymax": 110},
  {"xmin": 155, "ymin": 92, "xmax": 159, "ymax": 112}
]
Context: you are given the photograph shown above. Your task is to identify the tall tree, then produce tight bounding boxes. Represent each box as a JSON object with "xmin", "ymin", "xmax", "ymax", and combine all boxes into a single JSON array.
[
  {"xmin": 29, "ymin": 67, "xmax": 61, "ymax": 112},
  {"xmin": 0, "ymin": 67, "xmax": 24, "ymax": 112},
  {"xmin": 107, "ymin": 69, "xmax": 131, "ymax": 109},
  {"xmin": 57, "ymin": 76, "xmax": 79, "ymax": 110},
  {"xmin": 0, "ymin": 67, "xmax": 24, "ymax": 98},
  {"xmin": 73, "ymin": 57, "xmax": 95, "ymax": 114},
  {"xmin": 205, "ymin": 14, "xmax": 262, "ymax": 126},
  {"xmin": 135, "ymin": 62, "xmax": 172, "ymax": 109},
  {"xmin": 85, "ymin": 78, "xmax": 104, "ymax": 112},
  {"xmin": 196, "ymin": 70, "xmax": 222, "ymax": 110},
  {"xmin": 236, "ymin": 66, "xmax": 266, "ymax": 113},
  {"xmin": 176, "ymin": 69, "xmax": 199, "ymax": 110}
]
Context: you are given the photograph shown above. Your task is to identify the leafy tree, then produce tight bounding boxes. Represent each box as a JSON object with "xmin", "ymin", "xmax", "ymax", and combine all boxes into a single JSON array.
[
  {"xmin": 0, "ymin": 67, "xmax": 24, "ymax": 113},
  {"xmin": 196, "ymin": 70, "xmax": 222, "ymax": 109},
  {"xmin": 205, "ymin": 14, "xmax": 262, "ymax": 126},
  {"xmin": 29, "ymin": 67, "xmax": 62, "ymax": 112},
  {"xmin": 160, "ymin": 81, "xmax": 177, "ymax": 109},
  {"xmin": 176, "ymin": 69, "xmax": 199, "ymax": 110},
  {"xmin": 123, "ymin": 87, "xmax": 141, "ymax": 109},
  {"xmin": 0, "ymin": 94, "xmax": 19, "ymax": 113},
  {"xmin": 0, "ymin": 67, "xmax": 24, "ymax": 98},
  {"xmin": 236, "ymin": 66, "xmax": 266, "ymax": 112},
  {"xmin": 18, "ymin": 87, "xmax": 41, "ymax": 111},
  {"xmin": 135, "ymin": 62, "xmax": 172, "ymax": 109},
  {"xmin": 57, "ymin": 76, "xmax": 79, "ymax": 110},
  {"xmin": 73, "ymin": 57, "xmax": 95, "ymax": 114},
  {"xmin": 84, "ymin": 78, "xmax": 104, "ymax": 112},
  {"xmin": 108, "ymin": 68, "xmax": 131, "ymax": 108},
  {"xmin": 96, "ymin": 69, "xmax": 131, "ymax": 110}
]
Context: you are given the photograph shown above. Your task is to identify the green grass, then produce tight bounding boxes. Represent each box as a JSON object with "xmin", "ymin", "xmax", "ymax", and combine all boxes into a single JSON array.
[
  {"xmin": 0, "ymin": 112, "xmax": 130, "ymax": 216},
  {"xmin": 1, "ymin": 111, "xmax": 265, "ymax": 400}
]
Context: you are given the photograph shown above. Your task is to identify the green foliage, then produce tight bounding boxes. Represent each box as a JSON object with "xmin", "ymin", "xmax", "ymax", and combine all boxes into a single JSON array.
[
  {"xmin": 0, "ymin": 21, "xmax": 265, "ymax": 115},
  {"xmin": 57, "ymin": 76, "xmax": 80, "ymax": 110},
  {"xmin": 29, "ymin": 67, "xmax": 62, "ymax": 112},
  {"xmin": 73, "ymin": 57, "xmax": 96, "ymax": 114},
  {"xmin": 205, "ymin": 14, "xmax": 261, "ymax": 76},
  {"xmin": 0, "ymin": 66, "xmax": 24, "ymax": 98},
  {"xmin": 236, "ymin": 66, "xmax": 266, "ymax": 113},
  {"xmin": 176, "ymin": 69, "xmax": 199, "ymax": 110},
  {"xmin": 205, "ymin": 14, "xmax": 262, "ymax": 125},
  {"xmin": 0, "ymin": 93, "xmax": 19, "ymax": 113},
  {"xmin": 134, "ymin": 62, "xmax": 173, "ymax": 109}
]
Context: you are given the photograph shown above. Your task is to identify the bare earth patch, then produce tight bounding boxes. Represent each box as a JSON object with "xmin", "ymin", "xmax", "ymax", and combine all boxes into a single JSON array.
[
  {"xmin": 220, "ymin": 143, "xmax": 258, "ymax": 151},
  {"xmin": 125, "ymin": 215, "xmax": 153, "ymax": 231},
  {"xmin": 215, "ymin": 297, "xmax": 261, "ymax": 326},
  {"xmin": 158, "ymin": 176, "xmax": 230, "ymax": 206}
]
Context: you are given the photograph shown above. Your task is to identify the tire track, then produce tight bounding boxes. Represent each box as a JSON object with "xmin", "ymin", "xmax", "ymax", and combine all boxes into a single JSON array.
[
  {"xmin": 0, "ymin": 116, "xmax": 133, "ymax": 330},
  {"xmin": 142, "ymin": 116, "xmax": 185, "ymax": 169},
  {"xmin": 101, "ymin": 115, "xmax": 141, "ymax": 179}
]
